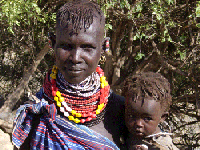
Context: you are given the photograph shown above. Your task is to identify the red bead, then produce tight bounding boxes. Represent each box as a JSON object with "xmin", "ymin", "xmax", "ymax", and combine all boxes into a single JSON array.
[
  {"xmin": 104, "ymin": 86, "xmax": 109, "ymax": 92},
  {"xmin": 100, "ymin": 88, "xmax": 105, "ymax": 93},
  {"xmin": 100, "ymin": 97, "xmax": 105, "ymax": 104},
  {"xmin": 86, "ymin": 117, "xmax": 92, "ymax": 122},
  {"xmin": 52, "ymin": 86, "xmax": 58, "ymax": 91},
  {"xmin": 96, "ymin": 67, "xmax": 101, "ymax": 73},
  {"xmin": 91, "ymin": 113, "xmax": 96, "ymax": 118},
  {"xmin": 80, "ymin": 119, "xmax": 86, "ymax": 123},
  {"xmin": 52, "ymin": 91, "xmax": 56, "ymax": 97},
  {"xmin": 87, "ymin": 112, "xmax": 92, "ymax": 116},
  {"xmin": 82, "ymin": 113, "xmax": 88, "ymax": 117},
  {"xmin": 51, "ymin": 79, "xmax": 56, "ymax": 85}
]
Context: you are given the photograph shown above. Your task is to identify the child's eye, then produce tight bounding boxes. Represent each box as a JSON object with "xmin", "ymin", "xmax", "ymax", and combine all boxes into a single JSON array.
[{"xmin": 144, "ymin": 117, "xmax": 152, "ymax": 121}]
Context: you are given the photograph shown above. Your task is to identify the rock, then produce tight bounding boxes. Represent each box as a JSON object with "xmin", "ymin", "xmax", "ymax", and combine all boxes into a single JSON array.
[{"xmin": 0, "ymin": 129, "xmax": 14, "ymax": 150}]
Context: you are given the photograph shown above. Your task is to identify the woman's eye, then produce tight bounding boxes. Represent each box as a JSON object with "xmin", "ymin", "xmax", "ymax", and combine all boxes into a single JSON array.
[
  {"xmin": 81, "ymin": 44, "xmax": 95, "ymax": 49},
  {"xmin": 144, "ymin": 117, "xmax": 152, "ymax": 121}
]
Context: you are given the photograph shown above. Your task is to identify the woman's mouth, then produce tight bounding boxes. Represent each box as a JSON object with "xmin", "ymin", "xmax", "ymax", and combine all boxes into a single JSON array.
[{"xmin": 68, "ymin": 68, "xmax": 84, "ymax": 75}]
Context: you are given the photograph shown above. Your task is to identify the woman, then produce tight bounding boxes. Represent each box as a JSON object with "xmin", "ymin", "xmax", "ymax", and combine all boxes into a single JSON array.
[{"xmin": 12, "ymin": 1, "xmax": 125, "ymax": 149}]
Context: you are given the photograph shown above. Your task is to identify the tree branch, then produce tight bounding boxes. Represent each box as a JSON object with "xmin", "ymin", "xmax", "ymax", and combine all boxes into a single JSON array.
[{"xmin": 0, "ymin": 44, "xmax": 49, "ymax": 117}]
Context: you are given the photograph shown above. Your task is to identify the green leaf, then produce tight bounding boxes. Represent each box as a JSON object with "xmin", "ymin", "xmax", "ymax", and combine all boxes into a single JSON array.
[
  {"xmin": 105, "ymin": 24, "xmax": 112, "ymax": 30},
  {"xmin": 156, "ymin": 14, "xmax": 162, "ymax": 20},
  {"xmin": 133, "ymin": 35, "xmax": 137, "ymax": 41},
  {"xmin": 196, "ymin": 4, "xmax": 200, "ymax": 17},
  {"xmin": 135, "ymin": 52, "xmax": 145, "ymax": 60},
  {"xmin": 136, "ymin": 3, "xmax": 142, "ymax": 12},
  {"xmin": 197, "ymin": 23, "xmax": 200, "ymax": 28}
]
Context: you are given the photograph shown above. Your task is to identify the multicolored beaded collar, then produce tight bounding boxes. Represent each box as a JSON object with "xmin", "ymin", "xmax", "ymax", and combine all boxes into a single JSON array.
[{"xmin": 50, "ymin": 65, "xmax": 110, "ymax": 124}]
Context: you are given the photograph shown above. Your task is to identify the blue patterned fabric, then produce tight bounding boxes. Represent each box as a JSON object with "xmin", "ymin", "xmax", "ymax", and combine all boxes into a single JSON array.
[{"xmin": 12, "ymin": 98, "xmax": 119, "ymax": 150}]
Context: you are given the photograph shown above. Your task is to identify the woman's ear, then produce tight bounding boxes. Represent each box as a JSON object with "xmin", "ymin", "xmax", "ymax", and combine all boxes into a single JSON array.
[
  {"xmin": 160, "ymin": 112, "xmax": 169, "ymax": 123},
  {"xmin": 48, "ymin": 32, "xmax": 56, "ymax": 49}
]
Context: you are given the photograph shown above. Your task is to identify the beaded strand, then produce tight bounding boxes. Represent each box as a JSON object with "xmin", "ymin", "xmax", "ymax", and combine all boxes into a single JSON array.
[{"xmin": 50, "ymin": 65, "xmax": 110, "ymax": 124}]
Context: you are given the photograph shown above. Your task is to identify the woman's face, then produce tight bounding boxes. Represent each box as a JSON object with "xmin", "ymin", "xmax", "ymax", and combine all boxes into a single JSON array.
[{"xmin": 55, "ymin": 18, "xmax": 103, "ymax": 84}]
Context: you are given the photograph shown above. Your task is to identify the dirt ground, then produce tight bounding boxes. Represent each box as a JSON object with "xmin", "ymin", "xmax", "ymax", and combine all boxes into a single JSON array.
[{"xmin": 0, "ymin": 129, "xmax": 14, "ymax": 150}]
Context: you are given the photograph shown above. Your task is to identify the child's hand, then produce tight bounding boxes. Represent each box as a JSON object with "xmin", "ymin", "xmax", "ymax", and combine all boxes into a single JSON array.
[{"xmin": 135, "ymin": 144, "xmax": 148, "ymax": 150}]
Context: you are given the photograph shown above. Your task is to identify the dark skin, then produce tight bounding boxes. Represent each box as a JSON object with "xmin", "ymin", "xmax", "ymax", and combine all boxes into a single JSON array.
[
  {"xmin": 55, "ymin": 16, "xmax": 104, "ymax": 84},
  {"xmin": 15, "ymin": 10, "xmax": 125, "ymax": 149},
  {"xmin": 125, "ymin": 97, "xmax": 168, "ymax": 150},
  {"xmin": 54, "ymin": 16, "xmax": 117, "ymax": 143}
]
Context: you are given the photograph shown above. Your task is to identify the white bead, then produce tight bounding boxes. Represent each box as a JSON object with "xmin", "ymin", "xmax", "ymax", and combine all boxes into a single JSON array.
[
  {"xmin": 60, "ymin": 107, "xmax": 65, "ymax": 113},
  {"xmin": 62, "ymin": 101, "xmax": 72, "ymax": 112},
  {"xmin": 64, "ymin": 111, "xmax": 69, "ymax": 117}
]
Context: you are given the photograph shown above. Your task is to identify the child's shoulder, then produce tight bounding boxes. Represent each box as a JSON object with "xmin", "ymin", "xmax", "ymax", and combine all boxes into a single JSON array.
[{"xmin": 147, "ymin": 132, "xmax": 179, "ymax": 150}]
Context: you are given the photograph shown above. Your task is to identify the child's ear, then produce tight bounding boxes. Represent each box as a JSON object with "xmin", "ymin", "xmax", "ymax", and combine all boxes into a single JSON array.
[
  {"xmin": 48, "ymin": 32, "xmax": 56, "ymax": 49},
  {"xmin": 102, "ymin": 37, "xmax": 110, "ymax": 53},
  {"xmin": 160, "ymin": 112, "xmax": 169, "ymax": 122}
]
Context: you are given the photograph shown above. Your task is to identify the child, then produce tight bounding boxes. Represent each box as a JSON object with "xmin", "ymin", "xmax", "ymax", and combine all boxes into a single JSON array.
[{"xmin": 122, "ymin": 72, "xmax": 179, "ymax": 150}]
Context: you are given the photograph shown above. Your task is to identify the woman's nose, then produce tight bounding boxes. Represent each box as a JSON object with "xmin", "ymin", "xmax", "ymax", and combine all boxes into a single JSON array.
[{"xmin": 69, "ymin": 48, "xmax": 82, "ymax": 64}]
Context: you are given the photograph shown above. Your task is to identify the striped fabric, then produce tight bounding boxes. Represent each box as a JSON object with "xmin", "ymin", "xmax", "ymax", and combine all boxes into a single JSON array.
[{"xmin": 12, "ymin": 98, "xmax": 119, "ymax": 150}]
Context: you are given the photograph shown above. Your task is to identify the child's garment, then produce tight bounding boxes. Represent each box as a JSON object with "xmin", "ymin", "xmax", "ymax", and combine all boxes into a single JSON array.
[
  {"xmin": 143, "ymin": 133, "xmax": 179, "ymax": 150},
  {"xmin": 126, "ymin": 132, "xmax": 179, "ymax": 150}
]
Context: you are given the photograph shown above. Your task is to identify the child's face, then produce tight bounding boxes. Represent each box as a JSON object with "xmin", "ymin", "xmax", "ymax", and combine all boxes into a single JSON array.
[
  {"xmin": 125, "ymin": 97, "xmax": 165, "ymax": 139},
  {"xmin": 55, "ymin": 17, "xmax": 103, "ymax": 84}
]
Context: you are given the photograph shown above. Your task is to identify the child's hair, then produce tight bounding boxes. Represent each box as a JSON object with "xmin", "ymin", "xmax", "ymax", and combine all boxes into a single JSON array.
[
  {"xmin": 56, "ymin": 0, "xmax": 104, "ymax": 34},
  {"xmin": 122, "ymin": 72, "xmax": 172, "ymax": 112}
]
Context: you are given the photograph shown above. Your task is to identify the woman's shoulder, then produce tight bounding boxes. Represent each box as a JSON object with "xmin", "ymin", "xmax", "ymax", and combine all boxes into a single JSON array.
[
  {"xmin": 108, "ymin": 90, "xmax": 125, "ymax": 105},
  {"xmin": 102, "ymin": 90, "xmax": 126, "ymax": 147}
]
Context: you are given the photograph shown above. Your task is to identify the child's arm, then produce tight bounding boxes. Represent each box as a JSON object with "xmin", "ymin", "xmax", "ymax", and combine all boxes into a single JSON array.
[{"xmin": 135, "ymin": 144, "xmax": 148, "ymax": 150}]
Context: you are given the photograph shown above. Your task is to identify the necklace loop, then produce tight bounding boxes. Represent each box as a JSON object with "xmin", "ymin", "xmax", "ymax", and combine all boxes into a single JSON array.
[{"xmin": 50, "ymin": 65, "xmax": 110, "ymax": 124}]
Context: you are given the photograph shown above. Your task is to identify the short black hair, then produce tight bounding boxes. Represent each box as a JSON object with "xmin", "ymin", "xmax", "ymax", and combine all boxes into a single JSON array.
[
  {"xmin": 123, "ymin": 72, "xmax": 172, "ymax": 112},
  {"xmin": 56, "ymin": 0, "xmax": 105, "ymax": 34}
]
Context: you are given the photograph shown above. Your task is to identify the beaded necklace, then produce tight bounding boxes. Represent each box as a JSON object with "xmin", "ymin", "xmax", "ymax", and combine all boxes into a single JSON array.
[{"xmin": 50, "ymin": 65, "xmax": 110, "ymax": 124}]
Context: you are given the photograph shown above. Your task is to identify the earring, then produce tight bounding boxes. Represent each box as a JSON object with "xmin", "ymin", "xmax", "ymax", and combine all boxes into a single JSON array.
[
  {"xmin": 48, "ymin": 40, "xmax": 52, "ymax": 49},
  {"xmin": 105, "ymin": 37, "xmax": 110, "ymax": 52},
  {"xmin": 99, "ymin": 54, "xmax": 106, "ymax": 65}
]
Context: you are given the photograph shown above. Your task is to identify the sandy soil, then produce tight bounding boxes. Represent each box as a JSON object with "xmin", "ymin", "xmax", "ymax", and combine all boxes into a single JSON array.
[{"xmin": 0, "ymin": 129, "xmax": 14, "ymax": 150}]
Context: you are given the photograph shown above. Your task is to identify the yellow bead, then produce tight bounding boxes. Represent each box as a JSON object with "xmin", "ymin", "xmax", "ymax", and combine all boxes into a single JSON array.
[
  {"xmin": 74, "ymin": 118, "xmax": 80, "ymax": 123},
  {"xmin": 53, "ymin": 65, "xmax": 57, "ymax": 69},
  {"xmin": 100, "ymin": 76, "xmax": 106, "ymax": 82},
  {"xmin": 56, "ymin": 91, "xmax": 61, "ymax": 97},
  {"xmin": 101, "ymin": 83, "xmax": 105, "ymax": 88},
  {"xmin": 53, "ymin": 70, "xmax": 57, "ymax": 74},
  {"xmin": 52, "ymin": 68, "xmax": 58, "ymax": 73},
  {"xmin": 76, "ymin": 113, "xmax": 82, "ymax": 117},
  {"xmin": 54, "ymin": 96, "xmax": 58, "ymax": 102},
  {"xmin": 50, "ymin": 74, "xmax": 56, "ymax": 79},
  {"xmin": 57, "ymin": 101, "xmax": 61, "ymax": 107},
  {"xmin": 98, "ymin": 103, "xmax": 104, "ymax": 110},
  {"xmin": 59, "ymin": 97, "xmax": 64, "ymax": 102},
  {"xmin": 71, "ymin": 110, "xmax": 76, "ymax": 116},
  {"xmin": 96, "ymin": 109, "xmax": 101, "ymax": 114},
  {"xmin": 68, "ymin": 116, "xmax": 74, "ymax": 121},
  {"xmin": 104, "ymin": 81, "xmax": 108, "ymax": 86}
]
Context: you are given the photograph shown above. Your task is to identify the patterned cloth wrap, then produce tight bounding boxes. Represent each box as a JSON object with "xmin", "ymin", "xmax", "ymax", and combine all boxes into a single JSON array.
[{"xmin": 12, "ymin": 95, "xmax": 119, "ymax": 150}]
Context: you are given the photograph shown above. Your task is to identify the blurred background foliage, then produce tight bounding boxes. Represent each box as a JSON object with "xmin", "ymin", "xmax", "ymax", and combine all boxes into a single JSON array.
[{"xmin": 0, "ymin": 0, "xmax": 199, "ymax": 149}]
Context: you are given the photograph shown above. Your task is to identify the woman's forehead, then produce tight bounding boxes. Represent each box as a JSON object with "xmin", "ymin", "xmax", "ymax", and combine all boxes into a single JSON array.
[{"xmin": 56, "ymin": 18, "xmax": 104, "ymax": 41}]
